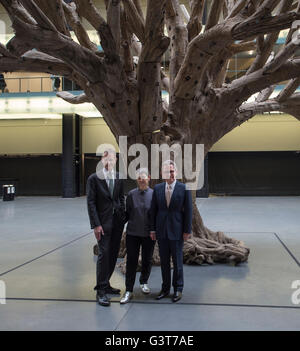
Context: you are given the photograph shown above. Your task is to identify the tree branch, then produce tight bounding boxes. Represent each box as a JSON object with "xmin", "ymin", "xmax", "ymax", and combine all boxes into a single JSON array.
[
  {"xmin": 18, "ymin": 0, "xmax": 58, "ymax": 31},
  {"xmin": 122, "ymin": 0, "xmax": 145, "ymax": 43},
  {"xmin": 166, "ymin": 0, "xmax": 188, "ymax": 95},
  {"xmin": 138, "ymin": 0, "xmax": 170, "ymax": 133},
  {"xmin": 0, "ymin": 0, "xmax": 36, "ymax": 25},
  {"xmin": 256, "ymin": 85, "xmax": 276, "ymax": 102},
  {"xmin": 0, "ymin": 43, "xmax": 17, "ymax": 58},
  {"xmin": 187, "ymin": 0, "xmax": 205, "ymax": 41},
  {"xmin": 224, "ymin": 59, "xmax": 300, "ymax": 106},
  {"xmin": 174, "ymin": 7, "xmax": 300, "ymax": 99},
  {"xmin": 62, "ymin": 1, "xmax": 98, "ymax": 52},
  {"xmin": 246, "ymin": 0, "xmax": 294, "ymax": 75},
  {"xmin": 34, "ymin": 0, "xmax": 71, "ymax": 36},
  {"xmin": 238, "ymin": 93, "xmax": 300, "ymax": 119},
  {"xmin": 132, "ymin": 0, "xmax": 144, "ymax": 21},
  {"xmin": 205, "ymin": 0, "xmax": 225, "ymax": 31},
  {"xmin": 276, "ymin": 77, "xmax": 300, "ymax": 101},
  {"xmin": 120, "ymin": 8, "xmax": 135, "ymax": 77},
  {"xmin": 140, "ymin": 0, "xmax": 170, "ymax": 62},
  {"xmin": 56, "ymin": 91, "xmax": 90, "ymax": 104},
  {"xmin": 225, "ymin": 0, "xmax": 247, "ymax": 19},
  {"xmin": 73, "ymin": 0, "xmax": 106, "ymax": 28},
  {"xmin": 11, "ymin": 16, "xmax": 105, "ymax": 84},
  {"xmin": 107, "ymin": 0, "xmax": 121, "ymax": 55},
  {"xmin": 232, "ymin": 10, "xmax": 300, "ymax": 40},
  {"xmin": 73, "ymin": 0, "xmax": 118, "ymax": 59},
  {"xmin": 0, "ymin": 53, "xmax": 73, "ymax": 77},
  {"xmin": 263, "ymin": 30, "xmax": 300, "ymax": 74}
]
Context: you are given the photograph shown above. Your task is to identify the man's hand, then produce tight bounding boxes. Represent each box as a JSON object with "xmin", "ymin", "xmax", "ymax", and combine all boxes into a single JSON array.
[
  {"xmin": 183, "ymin": 233, "xmax": 191, "ymax": 241},
  {"xmin": 94, "ymin": 226, "xmax": 104, "ymax": 241},
  {"xmin": 150, "ymin": 231, "xmax": 156, "ymax": 241}
]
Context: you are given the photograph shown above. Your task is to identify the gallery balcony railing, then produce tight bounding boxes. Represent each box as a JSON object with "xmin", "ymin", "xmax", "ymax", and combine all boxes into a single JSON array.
[
  {"xmin": 0, "ymin": 76, "xmax": 82, "ymax": 94},
  {"xmin": 1, "ymin": 69, "xmax": 249, "ymax": 95}
]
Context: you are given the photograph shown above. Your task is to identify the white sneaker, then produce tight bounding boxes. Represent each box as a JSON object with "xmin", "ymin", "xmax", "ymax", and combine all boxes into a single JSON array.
[
  {"xmin": 140, "ymin": 284, "xmax": 150, "ymax": 294},
  {"xmin": 120, "ymin": 291, "xmax": 133, "ymax": 304}
]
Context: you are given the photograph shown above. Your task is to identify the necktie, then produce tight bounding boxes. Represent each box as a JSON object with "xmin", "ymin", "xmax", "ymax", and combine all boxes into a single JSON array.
[
  {"xmin": 108, "ymin": 171, "xmax": 114, "ymax": 197},
  {"xmin": 166, "ymin": 184, "xmax": 172, "ymax": 207}
]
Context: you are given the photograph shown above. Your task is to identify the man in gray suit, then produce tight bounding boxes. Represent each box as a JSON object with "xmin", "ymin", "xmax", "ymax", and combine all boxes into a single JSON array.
[{"xmin": 86, "ymin": 149, "xmax": 126, "ymax": 306}]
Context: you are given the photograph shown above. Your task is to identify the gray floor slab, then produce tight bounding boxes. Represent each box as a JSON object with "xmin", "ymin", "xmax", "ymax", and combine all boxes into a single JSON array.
[
  {"xmin": 115, "ymin": 303, "xmax": 300, "ymax": 331},
  {"xmin": 0, "ymin": 234, "xmax": 116, "ymax": 301},
  {"xmin": 274, "ymin": 232, "xmax": 300, "ymax": 265},
  {"xmin": 0, "ymin": 196, "xmax": 91, "ymax": 274},
  {"xmin": 0, "ymin": 231, "xmax": 299, "ymax": 308},
  {"xmin": 0, "ymin": 299, "xmax": 130, "ymax": 331},
  {"xmin": 196, "ymin": 196, "xmax": 300, "ymax": 234},
  {"xmin": 0, "ymin": 196, "xmax": 300, "ymax": 331}
]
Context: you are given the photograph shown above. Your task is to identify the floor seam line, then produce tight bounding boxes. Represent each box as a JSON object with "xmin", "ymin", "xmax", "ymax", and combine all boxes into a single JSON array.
[
  {"xmin": 0, "ymin": 231, "xmax": 93, "ymax": 277},
  {"xmin": 113, "ymin": 303, "xmax": 134, "ymax": 331},
  {"xmin": 4, "ymin": 297, "xmax": 300, "ymax": 310},
  {"xmin": 273, "ymin": 232, "xmax": 300, "ymax": 268}
]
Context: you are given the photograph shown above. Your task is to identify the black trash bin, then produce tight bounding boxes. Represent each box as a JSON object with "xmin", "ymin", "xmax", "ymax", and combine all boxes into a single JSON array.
[{"xmin": 2, "ymin": 185, "xmax": 15, "ymax": 201}]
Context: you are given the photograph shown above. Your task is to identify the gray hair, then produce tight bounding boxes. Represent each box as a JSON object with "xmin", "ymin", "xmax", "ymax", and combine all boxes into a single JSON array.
[
  {"xmin": 136, "ymin": 167, "xmax": 149, "ymax": 178},
  {"xmin": 162, "ymin": 159, "xmax": 177, "ymax": 171},
  {"xmin": 101, "ymin": 148, "xmax": 116, "ymax": 159}
]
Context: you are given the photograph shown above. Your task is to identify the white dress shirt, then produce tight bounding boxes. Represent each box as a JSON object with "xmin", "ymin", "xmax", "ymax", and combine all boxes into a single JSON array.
[
  {"xmin": 103, "ymin": 167, "xmax": 115, "ymax": 188},
  {"xmin": 165, "ymin": 179, "xmax": 176, "ymax": 201},
  {"xmin": 150, "ymin": 180, "xmax": 177, "ymax": 236}
]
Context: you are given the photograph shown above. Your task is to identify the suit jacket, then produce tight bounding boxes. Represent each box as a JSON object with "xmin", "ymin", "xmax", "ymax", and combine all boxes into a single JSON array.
[
  {"xmin": 86, "ymin": 170, "xmax": 125, "ymax": 233},
  {"xmin": 150, "ymin": 181, "xmax": 192, "ymax": 241}
]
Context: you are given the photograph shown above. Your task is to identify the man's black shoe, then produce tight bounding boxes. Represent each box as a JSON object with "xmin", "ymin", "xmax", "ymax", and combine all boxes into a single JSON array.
[
  {"xmin": 155, "ymin": 290, "xmax": 170, "ymax": 300},
  {"xmin": 96, "ymin": 291, "xmax": 111, "ymax": 306},
  {"xmin": 105, "ymin": 286, "xmax": 121, "ymax": 294},
  {"xmin": 172, "ymin": 291, "xmax": 182, "ymax": 303}
]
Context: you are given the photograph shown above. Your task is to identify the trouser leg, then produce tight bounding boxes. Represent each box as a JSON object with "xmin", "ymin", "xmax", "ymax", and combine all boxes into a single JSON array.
[
  {"xmin": 170, "ymin": 240, "xmax": 184, "ymax": 292},
  {"xmin": 158, "ymin": 238, "xmax": 171, "ymax": 292},
  {"xmin": 94, "ymin": 234, "xmax": 111, "ymax": 292},
  {"xmin": 107, "ymin": 221, "xmax": 124, "ymax": 282},
  {"xmin": 139, "ymin": 237, "xmax": 155, "ymax": 284},
  {"xmin": 125, "ymin": 235, "xmax": 141, "ymax": 292}
]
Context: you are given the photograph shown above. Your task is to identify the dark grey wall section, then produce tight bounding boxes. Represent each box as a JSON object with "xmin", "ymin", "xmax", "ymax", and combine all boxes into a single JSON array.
[
  {"xmin": 208, "ymin": 151, "xmax": 300, "ymax": 196},
  {"xmin": 1, "ymin": 151, "xmax": 300, "ymax": 196},
  {"xmin": 196, "ymin": 154, "xmax": 209, "ymax": 198},
  {"xmin": 0, "ymin": 155, "xmax": 61, "ymax": 196}
]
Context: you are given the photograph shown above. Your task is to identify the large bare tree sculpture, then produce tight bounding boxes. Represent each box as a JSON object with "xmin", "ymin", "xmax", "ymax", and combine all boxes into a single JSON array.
[{"xmin": 2, "ymin": 0, "xmax": 300, "ymax": 266}]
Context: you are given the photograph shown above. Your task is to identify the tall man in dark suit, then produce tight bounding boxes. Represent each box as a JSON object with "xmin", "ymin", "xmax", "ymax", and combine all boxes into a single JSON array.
[
  {"xmin": 86, "ymin": 149, "xmax": 126, "ymax": 306},
  {"xmin": 150, "ymin": 160, "xmax": 192, "ymax": 302}
]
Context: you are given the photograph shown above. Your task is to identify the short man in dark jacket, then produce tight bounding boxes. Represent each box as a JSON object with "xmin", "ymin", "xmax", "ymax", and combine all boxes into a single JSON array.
[{"xmin": 86, "ymin": 149, "xmax": 126, "ymax": 306}]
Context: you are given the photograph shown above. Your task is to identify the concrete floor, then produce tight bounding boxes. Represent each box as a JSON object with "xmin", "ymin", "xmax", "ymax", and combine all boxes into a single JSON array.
[{"xmin": 0, "ymin": 195, "xmax": 299, "ymax": 331}]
